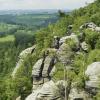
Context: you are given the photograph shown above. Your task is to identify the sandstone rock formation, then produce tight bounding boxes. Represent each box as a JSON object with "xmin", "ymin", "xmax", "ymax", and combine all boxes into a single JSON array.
[
  {"xmin": 69, "ymin": 88, "xmax": 92, "ymax": 100},
  {"xmin": 14, "ymin": 24, "xmax": 100, "ymax": 100},
  {"xmin": 12, "ymin": 45, "xmax": 36, "ymax": 78},
  {"xmin": 26, "ymin": 80, "xmax": 63, "ymax": 100},
  {"xmin": 85, "ymin": 62, "xmax": 100, "ymax": 88}
]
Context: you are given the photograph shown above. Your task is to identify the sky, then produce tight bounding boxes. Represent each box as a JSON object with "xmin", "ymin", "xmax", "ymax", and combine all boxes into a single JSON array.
[{"xmin": 0, "ymin": 0, "xmax": 94, "ymax": 10}]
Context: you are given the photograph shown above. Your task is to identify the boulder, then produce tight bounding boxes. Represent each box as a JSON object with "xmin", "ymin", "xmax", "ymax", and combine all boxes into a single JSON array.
[{"xmin": 85, "ymin": 62, "xmax": 100, "ymax": 88}]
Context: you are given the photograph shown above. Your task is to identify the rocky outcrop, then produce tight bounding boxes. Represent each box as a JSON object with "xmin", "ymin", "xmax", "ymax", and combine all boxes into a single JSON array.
[
  {"xmin": 26, "ymin": 80, "xmax": 63, "ymax": 100},
  {"xmin": 31, "ymin": 52, "xmax": 57, "ymax": 92},
  {"xmin": 42, "ymin": 56, "xmax": 56, "ymax": 77},
  {"xmin": 69, "ymin": 88, "xmax": 92, "ymax": 100},
  {"xmin": 57, "ymin": 43, "xmax": 74, "ymax": 64},
  {"xmin": 80, "ymin": 22, "xmax": 96, "ymax": 30},
  {"xmin": 85, "ymin": 62, "xmax": 100, "ymax": 88},
  {"xmin": 59, "ymin": 33, "xmax": 79, "ymax": 45},
  {"xmin": 80, "ymin": 22, "xmax": 100, "ymax": 32},
  {"xmin": 14, "ymin": 23, "xmax": 100, "ymax": 100},
  {"xmin": 36, "ymin": 80, "xmax": 61, "ymax": 100},
  {"xmin": 25, "ymin": 32, "xmax": 88, "ymax": 100},
  {"xmin": 12, "ymin": 45, "xmax": 36, "ymax": 78}
]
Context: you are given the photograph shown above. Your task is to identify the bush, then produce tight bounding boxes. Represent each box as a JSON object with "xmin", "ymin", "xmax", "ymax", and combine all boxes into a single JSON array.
[
  {"xmin": 14, "ymin": 30, "xmax": 35, "ymax": 46},
  {"xmin": 85, "ymin": 30, "xmax": 100, "ymax": 49},
  {"xmin": 87, "ymin": 49, "xmax": 100, "ymax": 65}
]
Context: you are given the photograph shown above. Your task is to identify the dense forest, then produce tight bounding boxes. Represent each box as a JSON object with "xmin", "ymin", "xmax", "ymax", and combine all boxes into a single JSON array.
[{"xmin": 0, "ymin": 0, "xmax": 100, "ymax": 100}]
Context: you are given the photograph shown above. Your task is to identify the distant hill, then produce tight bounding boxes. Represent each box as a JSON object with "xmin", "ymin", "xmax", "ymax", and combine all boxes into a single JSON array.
[{"xmin": 0, "ymin": 11, "xmax": 59, "ymax": 35}]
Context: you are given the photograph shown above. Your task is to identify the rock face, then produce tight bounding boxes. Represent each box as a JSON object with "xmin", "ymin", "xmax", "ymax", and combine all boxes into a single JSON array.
[
  {"xmin": 31, "ymin": 53, "xmax": 57, "ymax": 92},
  {"xmin": 42, "ymin": 56, "xmax": 56, "ymax": 77},
  {"xmin": 36, "ymin": 80, "xmax": 60, "ymax": 100},
  {"xmin": 69, "ymin": 88, "xmax": 92, "ymax": 100},
  {"xmin": 25, "ymin": 33, "xmax": 83, "ymax": 100},
  {"xmin": 12, "ymin": 45, "xmax": 36, "ymax": 78},
  {"xmin": 85, "ymin": 62, "xmax": 100, "ymax": 88},
  {"xmin": 32, "ymin": 58, "xmax": 44, "ymax": 77},
  {"xmin": 11, "ymin": 21, "xmax": 100, "ymax": 100},
  {"xmin": 57, "ymin": 43, "xmax": 73, "ymax": 65},
  {"xmin": 26, "ymin": 80, "xmax": 62, "ymax": 100}
]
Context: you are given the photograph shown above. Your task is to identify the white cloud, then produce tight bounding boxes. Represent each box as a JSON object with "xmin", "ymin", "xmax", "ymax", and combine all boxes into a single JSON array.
[{"xmin": 0, "ymin": 0, "xmax": 94, "ymax": 10}]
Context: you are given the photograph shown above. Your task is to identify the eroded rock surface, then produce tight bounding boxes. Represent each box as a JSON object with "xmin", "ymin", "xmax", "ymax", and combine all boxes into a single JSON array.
[
  {"xmin": 26, "ymin": 80, "xmax": 62, "ymax": 100},
  {"xmin": 85, "ymin": 62, "xmax": 100, "ymax": 88},
  {"xmin": 12, "ymin": 45, "xmax": 36, "ymax": 78},
  {"xmin": 69, "ymin": 88, "xmax": 92, "ymax": 100}
]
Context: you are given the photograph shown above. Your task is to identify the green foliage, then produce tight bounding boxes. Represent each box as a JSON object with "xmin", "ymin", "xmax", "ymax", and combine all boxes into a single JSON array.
[
  {"xmin": 0, "ymin": 42, "xmax": 23, "ymax": 75},
  {"xmin": 53, "ymin": 62, "xmax": 64, "ymax": 80},
  {"xmin": 73, "ymin": 16, "xmax": 90, "ymax": 31},
  {"xmin": 75, "ymin": 75, "xmax": 85, "ymax": 89},
  {"xmin": 93, "ymin": 93, "xmax": 100, "ymax": 100},
  {"xmin": 87, "ymin": 49, "xmax": 100, "ymax": 65},
  {"xmin": 0, "ymin": 77, "xmax": 18, "ymax": 100},
  {"xmin": 72, "ymin": 52, "xmax": 86, "ymax": 70},
  {"xmin": 14, "ymin": 30, "xmax": 35, "ymax": 46},
  {"xmin": 13, "ymin": 55, "xmax": 33, "ymax": 99},
  {"xmin": 53, "ymin": 16, "xmax": 74, "ymax": 36},
  {"xmin": 85, "ymin": 29, "xmax": 100, "ymax": 49},
  {"xmin": 66, "ymin": 38, "xmax": 78, "ymax": 51},
  {"xmin": 0, "ymin": 35, "xmax": 15, "ymax": 42},
  {"xmin": 91, "ymin": 12, "xmax": 100, "ymax": 26}
]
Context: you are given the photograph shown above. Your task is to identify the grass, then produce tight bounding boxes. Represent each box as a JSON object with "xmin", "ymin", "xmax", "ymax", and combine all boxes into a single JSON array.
[{"xmin": 0, "ymin": 35, "xmax": 15, "ymax": 42}]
